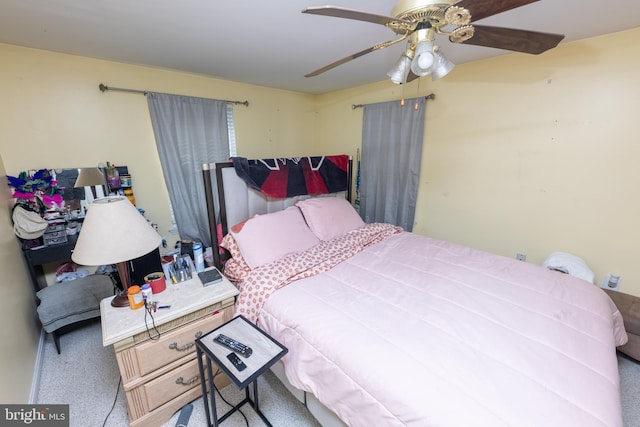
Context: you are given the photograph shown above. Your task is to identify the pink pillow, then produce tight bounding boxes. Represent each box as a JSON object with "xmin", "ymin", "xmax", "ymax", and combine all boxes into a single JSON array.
[
  {"xmin": 296, "ymin": 197, "xmax": 364, "ymax": 241},
  {"xmin": 229, "ymin": 206, "xmax": 319, "ymax": 269}
]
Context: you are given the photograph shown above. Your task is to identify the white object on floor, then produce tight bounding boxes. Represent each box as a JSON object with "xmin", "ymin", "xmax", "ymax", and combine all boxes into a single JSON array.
[{"xmin": 542, "ymin": 251, "xmax": 595, "ymax": 283}]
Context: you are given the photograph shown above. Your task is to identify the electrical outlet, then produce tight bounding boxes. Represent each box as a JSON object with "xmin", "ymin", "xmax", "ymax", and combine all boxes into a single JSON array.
[
  {"xmin": 516, "ymin": 253, "xmax": 526, "ymax": 261},
  {"xmin": 602, "ymin": 274, "xmax": 622, "ymax": 291}
]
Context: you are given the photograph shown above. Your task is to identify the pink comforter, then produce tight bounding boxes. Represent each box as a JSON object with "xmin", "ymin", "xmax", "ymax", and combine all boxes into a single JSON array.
[
  {"xmin": 234, "ymin": 223, "xmax": 401, "ymax": 323},
  {"xmin": 253, "ymin": 231, "xmax": 627, "ymax": 426}
]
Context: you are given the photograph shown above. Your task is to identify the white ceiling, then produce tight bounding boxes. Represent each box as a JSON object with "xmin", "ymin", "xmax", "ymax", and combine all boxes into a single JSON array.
[{"xmin": 1, "ymin": 0, "xmax": 639, "ymax": 94}]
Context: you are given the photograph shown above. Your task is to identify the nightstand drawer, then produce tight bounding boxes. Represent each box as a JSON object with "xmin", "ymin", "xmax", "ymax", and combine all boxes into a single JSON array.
[
  {"xmin": 144, "ymin": 358, "xmax": 202, "ymax": 411},
  {"xmin": 134, "ymin": 310, "xmax": 227, "ymax": 377}
]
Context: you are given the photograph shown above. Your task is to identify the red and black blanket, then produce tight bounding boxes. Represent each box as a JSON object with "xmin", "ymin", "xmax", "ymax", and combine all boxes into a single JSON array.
[{"xmin": 231, "ymin": 155, "xmax": 349, "ymax": 198}]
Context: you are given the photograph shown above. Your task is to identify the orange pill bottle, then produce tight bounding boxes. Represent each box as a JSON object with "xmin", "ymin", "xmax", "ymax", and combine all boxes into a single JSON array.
[{"xmin": 128, "ymin": 285, "xmax": 144, "ymax": 310}]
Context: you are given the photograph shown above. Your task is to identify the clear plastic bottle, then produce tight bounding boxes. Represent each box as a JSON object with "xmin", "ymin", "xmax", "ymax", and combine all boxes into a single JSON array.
[
  {"xmin": 105, "ymin": 162, "xmax": 120, "ymax": 190},
  {"xmin": 141, "ymin": 284, "xmax": 153, "ymax": 304},
  {"xmin": 193, "ymin": 242, "xmax": 204, "ymax": 273}
]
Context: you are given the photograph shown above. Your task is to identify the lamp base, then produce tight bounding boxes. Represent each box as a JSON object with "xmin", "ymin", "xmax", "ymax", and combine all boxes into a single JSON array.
[
  {"xmin": 111, "ymin": 291, "xmax": 129, "ymax": 308},
  {"xmin": 112, "ymin": 261, "xmax": 132, "ymax": 308}
]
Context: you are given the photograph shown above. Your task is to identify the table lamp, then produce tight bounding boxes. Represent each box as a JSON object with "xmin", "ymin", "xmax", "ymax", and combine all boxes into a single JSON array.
[{"xmin": 72, "ymin": 196, "xmax": 162, "ymax": 307}]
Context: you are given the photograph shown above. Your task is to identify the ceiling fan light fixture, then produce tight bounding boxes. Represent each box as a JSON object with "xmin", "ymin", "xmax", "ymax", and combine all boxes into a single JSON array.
[
  {"xmin": 431, "ymin": 49, "xmax": 455, "ymax": 81},
  {"xmin": 410, "ymin": 40, "xmax": 435, "ymax": 76},
  {"xmin": 387, "ymin": 53, "xmax": 412, "ymax": 84}
]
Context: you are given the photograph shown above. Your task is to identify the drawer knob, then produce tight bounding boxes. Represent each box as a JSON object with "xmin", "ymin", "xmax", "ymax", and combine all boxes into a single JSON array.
[
  {"xmin": 168, "ymin": 331, "xmax": 203, "ymax": 352},
  {"xmin": 175, "ymin": 375, "xmax": 199, "ymax": 386}
]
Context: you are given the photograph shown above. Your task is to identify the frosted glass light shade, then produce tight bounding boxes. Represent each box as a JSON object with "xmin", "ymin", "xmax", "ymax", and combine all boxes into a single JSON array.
[
  {"xmin": 387, "ymin": 54, "xmax": 412, "ymax": 84},
  {"xmin": 432, "ymin": 50, "xmax": 455, "ymax": 81},
  {"xmin": 410, "ymin": 41, "xmax": 435, "ymax": 76},
  {"xmin": 72, "ymin": 196, "xmax": 162, "ymax": 266}
]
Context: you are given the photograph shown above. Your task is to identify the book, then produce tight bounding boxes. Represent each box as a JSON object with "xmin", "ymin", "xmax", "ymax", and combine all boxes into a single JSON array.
[{"xmin": 198, "ymin": 268, "xmax": 223, "ymax": 287}]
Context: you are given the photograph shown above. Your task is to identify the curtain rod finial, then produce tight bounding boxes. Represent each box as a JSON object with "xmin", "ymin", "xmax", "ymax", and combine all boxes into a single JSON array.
[{"xmin": 99, "ymin": 83, "xmax": 108, "ymax": 92}]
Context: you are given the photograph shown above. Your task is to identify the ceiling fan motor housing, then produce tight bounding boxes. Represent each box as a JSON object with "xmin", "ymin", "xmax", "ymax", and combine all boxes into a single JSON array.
[{"xmin": 390, "ymin": 0, "xmax": 458, "ymax": 33}]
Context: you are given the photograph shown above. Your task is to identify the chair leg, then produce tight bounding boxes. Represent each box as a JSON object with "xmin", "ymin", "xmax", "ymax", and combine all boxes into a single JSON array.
[{"xmin": 52, "ymin": 332, "xmax": 61, "ymax": 355}]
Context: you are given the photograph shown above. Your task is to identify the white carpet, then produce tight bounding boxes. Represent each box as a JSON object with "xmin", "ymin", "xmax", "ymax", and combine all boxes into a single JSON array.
[{"xmin": 36, "ymin": 320, "xmax": 640, "ymax": 427}]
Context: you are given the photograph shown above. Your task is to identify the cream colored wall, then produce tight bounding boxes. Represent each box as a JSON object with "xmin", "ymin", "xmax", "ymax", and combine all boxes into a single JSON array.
[
  {"xmin": 0, "ymin": 43, "xmax": 318, "ymax": 251},
  {"xmin": 0, "ymin": 154, "xmax": 40, "ymax": 403},
  {"xmin": 0, "ymin": 42, "xmax": 318, "ymax": 403},
  {"xmin": 316, "ymin": 28, "xmax": 640, "ymax": 297}
]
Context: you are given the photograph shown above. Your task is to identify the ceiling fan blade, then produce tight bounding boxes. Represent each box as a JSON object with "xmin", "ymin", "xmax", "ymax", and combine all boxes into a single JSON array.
[
  {"xmin": 305, "ymin": 36, "xmax": 409, "ymax": 78},
  {"xmin": 305, "ymin": 47, "xmax": 378, "ymax": 77},
  {"xmin": 451, "ymin": 0, "xmax": 539, "ymax": 22},
  {"xmin": 460, "ymin": 25, "xmax": 565, "ymax": 54},
  {"xmin": 302, "ymin": 6, "xmax": 410, "ymax": 29}
]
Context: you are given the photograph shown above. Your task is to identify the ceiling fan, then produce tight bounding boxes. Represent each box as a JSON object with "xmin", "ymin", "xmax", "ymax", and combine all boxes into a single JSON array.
[{"xmin": 302, "ymin": 0, "xmax": 565, "ymax": 83}]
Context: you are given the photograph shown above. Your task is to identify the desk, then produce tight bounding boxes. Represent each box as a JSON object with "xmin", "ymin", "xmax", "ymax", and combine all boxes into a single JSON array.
[
  {"xmin": 21, "ymin": 230, "xmax": 161, "ymax": 295},
  {"xmin": 100, "ymin": 270, "xmax": 239, "ymax": 427},
  {"xmin": 21, "ymin": 233, "xmax": 78, "ymax": 293},
  {"xmin": 196, "ymin": 315, "xmax": 288, "ymax": 426}
]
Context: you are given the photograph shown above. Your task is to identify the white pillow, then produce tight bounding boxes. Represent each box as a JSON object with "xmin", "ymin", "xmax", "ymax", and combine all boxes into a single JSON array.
[
  {"xmin": 296, "ymin": 197, "xmax": 364, "ymax": 241},
  {"xmin": 229, "ymin": 206, "xmax": 319, "ymax": 269}
]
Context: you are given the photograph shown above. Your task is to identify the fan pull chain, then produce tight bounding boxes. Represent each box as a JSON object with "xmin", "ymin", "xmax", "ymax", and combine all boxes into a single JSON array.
[
  {"xmin": 400, "ymin": 79, "xmax": 406, "ymax": 107},
  {"xmin": 414, "ymin": 78, "xmax": 421, "ymax": 110}
]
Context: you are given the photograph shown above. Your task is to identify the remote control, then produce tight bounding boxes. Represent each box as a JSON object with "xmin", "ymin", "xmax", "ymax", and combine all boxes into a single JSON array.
[
  {"xmin": 227, "ymin": 352, "xmax": 247, "ymax": 371},
  {"xmin": 213, "ymin": 334, "xmax": 253, "ymax": 358}
]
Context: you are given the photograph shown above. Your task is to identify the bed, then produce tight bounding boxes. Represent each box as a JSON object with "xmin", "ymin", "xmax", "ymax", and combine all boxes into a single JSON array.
[{"xmin": 201, "ymin": 156, "xmax": 628, "ymax": 427}]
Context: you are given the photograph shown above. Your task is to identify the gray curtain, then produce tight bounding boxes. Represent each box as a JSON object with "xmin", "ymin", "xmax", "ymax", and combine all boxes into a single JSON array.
[
  {"xmin": 147, "ymin": 93, "xmax": 230, "ymax": 247},
  {"xmin": 360, "ymin": 97, "xmax": 426, "ymax": 231}
]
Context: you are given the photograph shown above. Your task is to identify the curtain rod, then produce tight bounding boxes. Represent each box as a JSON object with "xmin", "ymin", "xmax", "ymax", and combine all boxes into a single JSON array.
[
  {"xmin": 98, "ymin": 83, "xmax": 250, "ymax": 107},
  {"xmin": 351, "ymin": 93, "xmax": 435, "ymax": 110}
]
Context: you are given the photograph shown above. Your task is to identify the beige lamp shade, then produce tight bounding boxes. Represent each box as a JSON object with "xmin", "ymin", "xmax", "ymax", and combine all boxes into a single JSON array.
[
  {"xmin": 74, "ymin": 168, "xmax": 107, "ymax": 188},
  {"xmin": 72, "ymin": 196, "xmax": 162, "ymax": 266}
]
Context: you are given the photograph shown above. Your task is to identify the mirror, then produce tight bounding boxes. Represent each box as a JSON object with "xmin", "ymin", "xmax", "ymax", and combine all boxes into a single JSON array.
[{"xmin": 53, "ymin": 168, "xmax": 107, "ymax": 218}]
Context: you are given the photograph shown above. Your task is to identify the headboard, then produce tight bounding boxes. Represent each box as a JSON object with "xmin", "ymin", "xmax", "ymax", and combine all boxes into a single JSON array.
[{"xmin": 202, "ymin": 157, "xmax": 352, "ymax": 269}]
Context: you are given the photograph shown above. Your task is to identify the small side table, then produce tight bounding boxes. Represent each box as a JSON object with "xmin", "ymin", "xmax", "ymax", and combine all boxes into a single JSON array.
[{"xmin": 196, "ymin": 315, "xmax": 288, "ymax": 426}]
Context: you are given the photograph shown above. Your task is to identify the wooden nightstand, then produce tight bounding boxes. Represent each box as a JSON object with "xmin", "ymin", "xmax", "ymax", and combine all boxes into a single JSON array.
[{"xmin": 100, "ymin": 268, "xmax": 239, "ymax": 427}]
